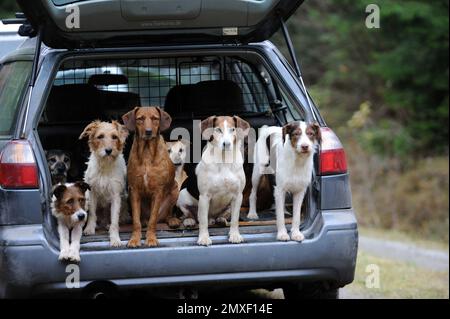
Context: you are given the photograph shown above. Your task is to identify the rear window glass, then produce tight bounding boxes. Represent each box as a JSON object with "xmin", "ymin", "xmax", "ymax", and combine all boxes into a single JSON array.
[
  {"xmin": 0, "ymin": 61, "xmax": 31, "ymax": 135},
  {"xmin": 48, "ymin": 56, "xmax": 270, "ymax": 122}
]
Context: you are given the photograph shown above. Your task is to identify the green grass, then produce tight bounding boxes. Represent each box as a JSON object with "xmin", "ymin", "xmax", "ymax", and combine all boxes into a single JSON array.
[{"xmin": 346, "ymin": 250, "xmax": 449, "ymax": 299}]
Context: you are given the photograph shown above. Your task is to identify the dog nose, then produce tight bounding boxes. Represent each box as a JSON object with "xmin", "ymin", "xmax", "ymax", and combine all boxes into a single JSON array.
[
  {"xmin": 301, "ymin": 145, "xmax": 309, "ymax": 151},
  {"xmin": 105, "ymin": 148, "xmax": 112, "ymax": 155},
  {"xmin": 77, "ymin": 213, "xmax": 85, "ymax": 221},
  {"xmin": 57, "ymin": 167, "xmax": 65, "ymax": 174},
  {"xmin": 145, "ymin": 129, "xmax": 153, "ymax": 136}
]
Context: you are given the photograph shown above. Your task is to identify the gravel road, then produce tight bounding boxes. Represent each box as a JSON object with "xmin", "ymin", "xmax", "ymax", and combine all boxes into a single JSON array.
[{"xmin": 357, "ymin": 236, "xmax": 449, "ymax": 272}]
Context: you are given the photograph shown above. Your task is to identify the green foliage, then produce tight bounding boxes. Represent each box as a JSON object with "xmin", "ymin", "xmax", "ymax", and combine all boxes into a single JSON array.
[
  {"xmin": 273, "ymin": 0, "xmax": 449, "ymax": 158},
  {"xmin": 0, "ymin": 0, "xmax": 19, "ymax": 18}
]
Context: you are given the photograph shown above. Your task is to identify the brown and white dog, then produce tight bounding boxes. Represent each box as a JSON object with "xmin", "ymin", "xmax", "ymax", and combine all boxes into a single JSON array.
[
  {"xmin": 122, "ymin": 106, "xmax": 181, "ymax": 248},
  {"xmin": 52, "ymin": 182, "xmax": 90, "ymax": 262},
  {"xmin": 248, "ymin": 121, "xmax": 321, "ymax": 241},
  {"xmin": 177, "ymin": 116, "xmax": 250, "ymax": 246},
  {"xmin": 79, "ymin": 120, "xmax": 129, "ymax": 247}
]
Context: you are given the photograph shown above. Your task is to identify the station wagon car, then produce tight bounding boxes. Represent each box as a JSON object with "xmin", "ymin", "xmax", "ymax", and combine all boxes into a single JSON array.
[{"xmin": 0, "ymin": 0, "xmax": 357, "ymax": 299}]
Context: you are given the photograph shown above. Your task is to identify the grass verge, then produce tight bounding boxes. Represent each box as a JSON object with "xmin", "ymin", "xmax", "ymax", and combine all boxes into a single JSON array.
[{"xmin": 346, "ymin": 250, "xmax": 449, "ymax": 299}]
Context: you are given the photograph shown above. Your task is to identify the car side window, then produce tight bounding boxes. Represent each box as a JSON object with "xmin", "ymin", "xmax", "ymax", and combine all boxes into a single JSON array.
[{"xmin": 0, "ymin": 61, "xmax": 32, "ymax": 136}]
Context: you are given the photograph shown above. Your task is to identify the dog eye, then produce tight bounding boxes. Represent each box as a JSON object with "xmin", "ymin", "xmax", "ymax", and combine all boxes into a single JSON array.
[
  {"xmin": 63, "ymin": 157, "xmax": 70, "ymax": 163},
  {"xmin": 179, "ymin": 149, "xmax": 183, "ymax": 153},
  {"xmin": 137, "ymin": 117, "xmax": 144, "ymax": 122},
  {"xmin": 66, "ymin": 199, "xmax": 74, "ymax": 205},
  {"xmin": 112, "ymin": 135, "xmax": 118, "ymax": 140},
  {"xmin": 229, "ymin": 128, "xmax": 235, "ymax": 133},
  {"xmin": 168, "ymin": 149, "xmax": 172, "ymax": 153},
  {"xmin": 97, "ymin": 134, "xmax": 105, "ymax": 139},
  {"xmin": 215, "ymin": 127, "xmax": 222, "ymax": 134},
  {"xmin": 49, "ymin": 158, "xmax": 56, "ymax": 163}
]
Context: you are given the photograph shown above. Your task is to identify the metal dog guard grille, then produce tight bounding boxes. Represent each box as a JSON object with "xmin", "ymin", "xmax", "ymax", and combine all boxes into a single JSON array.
[
  {"xmin": 51, "ymin": 56, "xmax": 270, "ymax": 117},
  {"xmin": 41, "ymin": 54, "xmax": 309, "ymax": 234}
]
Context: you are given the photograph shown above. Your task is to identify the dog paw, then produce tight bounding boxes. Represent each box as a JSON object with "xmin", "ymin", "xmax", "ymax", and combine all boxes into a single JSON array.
[
  {"xmin": 197, "ymin": 234, "xmax": 212, "ymax": 246},
  {"xmin": 290, "ymin": 230, "xmax": 305, "ymax": 242},
  {"xmin": 83, "ymin": 225, "xmax": 96, "ymax": 236},
  {"xmin": 246, "ymin": 211, "xmax": 259, "ymax": 220},
  {"xmin": 277, "ymin": 231, "xmax": 290, "ymax": 241},
  {"xmin": 167, "ymin": 217, "xmax": 181, "ymax": 229},
  {"xmin": 183, "ymin": 218, "xmax": 196, "ymax": 228},
  {"xmin": 110, "ymin": 236, "xmax": 122, "ymax": 247},
  {"xmin": 145, "ymin": 235, "xmax": 159, "ymax": 247},
  {"xmin": 208, "ymin": 218, "xmax": 216, "ymax": 226},
  {"xmin": 229, "ymin": 231, "xmax": 244, "ymax": 244},
  {"xmin": 58, "ymin": 249, "xmax": 70, "ymax": 261},
  {"xmin": 68, "ymin": 249, "xmax": 80, "ymax": 263},
  {"xmin": 127, "ymin": 237, "xmax": 141, "ymax": 248}
]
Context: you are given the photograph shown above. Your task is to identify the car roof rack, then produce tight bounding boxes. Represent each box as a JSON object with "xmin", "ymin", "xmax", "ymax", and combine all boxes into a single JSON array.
[{"xmin": 1, "ymin": 12, "xmax": 37, "ymax": 38}]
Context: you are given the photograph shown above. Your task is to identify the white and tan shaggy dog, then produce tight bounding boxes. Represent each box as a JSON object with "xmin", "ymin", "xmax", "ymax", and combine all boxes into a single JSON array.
[
  {"xmin": 79, "ymin": 120, "xmax": 129, "ymax": 247},
  {"xmin": 177, "ymin": 116, "xmax": 250, "ymax": 246},
  {"xmin": 52, "ymin": 182, "xmax": 90, "ymax": 262},
  {"xmin": 248, "ymin": 121, "xmax": 321, "ymax": 242}
]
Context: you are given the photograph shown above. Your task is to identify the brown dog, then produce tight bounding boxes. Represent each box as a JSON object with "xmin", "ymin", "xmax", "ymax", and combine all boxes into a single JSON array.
[{"xmin": 122, "ymin": 106, "xmax": 181, "ymax": 247}]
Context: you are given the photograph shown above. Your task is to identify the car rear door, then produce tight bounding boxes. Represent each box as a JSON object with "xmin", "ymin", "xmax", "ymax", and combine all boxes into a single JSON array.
[{"xmin": 17, "ymin": 0, "xmax": 304, "ymax": 49}]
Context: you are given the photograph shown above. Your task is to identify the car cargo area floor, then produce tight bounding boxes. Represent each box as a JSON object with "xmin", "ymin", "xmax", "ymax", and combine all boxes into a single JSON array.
[{"xmin": 80, "ymin": 209, "xmax": 294, "ymax": 244}]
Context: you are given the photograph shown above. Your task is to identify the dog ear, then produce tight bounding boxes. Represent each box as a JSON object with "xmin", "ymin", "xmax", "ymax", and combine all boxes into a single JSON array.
[
  {"xmin": 79, "ymin": 121, "xmax": 100, "ymax": 140},
  {"xmin": 233, "ymin": 116, "xmax": 251, "ymax": 138},
  {"xmin": 122, "ymin": 107, "xmax": 138, "ymax": 132},
  {"xmin": 176, "ymin": 135, "xmax": 191, "ymax": 146},
  {"xmin": 52, "ymin": 184, "xmax": 67, "ymax": 200},
  {"xmin": 112, "ymin": 120, "xmax": 129, "ymax": 143},
  {"xmin": 165, "ymin": 141, "xmax": 174, "ymax": 149},
  {"xmin": 200, "ymin": 116, "xmax": 216, "ymax": 141},
  {"xmin": 310, "ymin": 122, "xmax": 322, "ymax": 145},
  {"xmin": 74, "ymin": 181, "xmax": 90, "ymax": 194},
  {"xmin": 157, "ymin": 107, "xmax": 172, "ymax": 132},
  {"xmin": 180, "ymin": 139, "xmax": 191, "ymax": 147},
  {"xmin": 282, "ymin": 122, "xmax": 295, "ymax": 144}
]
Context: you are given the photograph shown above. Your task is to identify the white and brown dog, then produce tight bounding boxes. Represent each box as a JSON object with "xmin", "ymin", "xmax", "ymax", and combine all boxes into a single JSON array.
[
  {"xmin": 166, "ymin": 137, "xmax": 189, "ymax": 191},
  {"xmin": 248, "ymin": 121, "xmax": 321, "ymax": 241},
  {"xmin": 79, "ymin": 120, "xmax": 129, "ymax": 247},
  {"xmin": 52, "ymin": 182, "xmax": 90, "ymax": 262},
  {"xmin": 177, "ymin": 116, "xmax": 250, "ymax": 246}
]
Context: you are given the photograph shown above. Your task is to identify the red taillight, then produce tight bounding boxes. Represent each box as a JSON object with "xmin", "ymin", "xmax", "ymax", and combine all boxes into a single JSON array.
[
  {"xmin": 319, "ymin": 128, "xmax": 348, "ymax": 176},
  {"xmin": 0, "ymin": 140, "xmax": 39, "ymax": 189}
]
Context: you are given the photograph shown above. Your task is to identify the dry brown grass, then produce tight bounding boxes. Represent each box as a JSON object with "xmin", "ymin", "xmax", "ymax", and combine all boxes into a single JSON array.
[{"xmin": 345, "ymin": 139, "xmax": 449, "ymax": 242}]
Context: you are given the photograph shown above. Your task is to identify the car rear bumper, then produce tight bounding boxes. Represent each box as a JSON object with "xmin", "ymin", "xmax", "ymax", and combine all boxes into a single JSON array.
[{"xmin": 0, "ymin": 210, "xmax": 358, "ymax": 298}]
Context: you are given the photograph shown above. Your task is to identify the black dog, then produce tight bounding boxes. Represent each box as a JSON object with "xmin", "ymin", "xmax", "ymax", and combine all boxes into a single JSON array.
[{"xmin": 45, "ymin": 149, "xmax": 72, "ymax": 185}]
